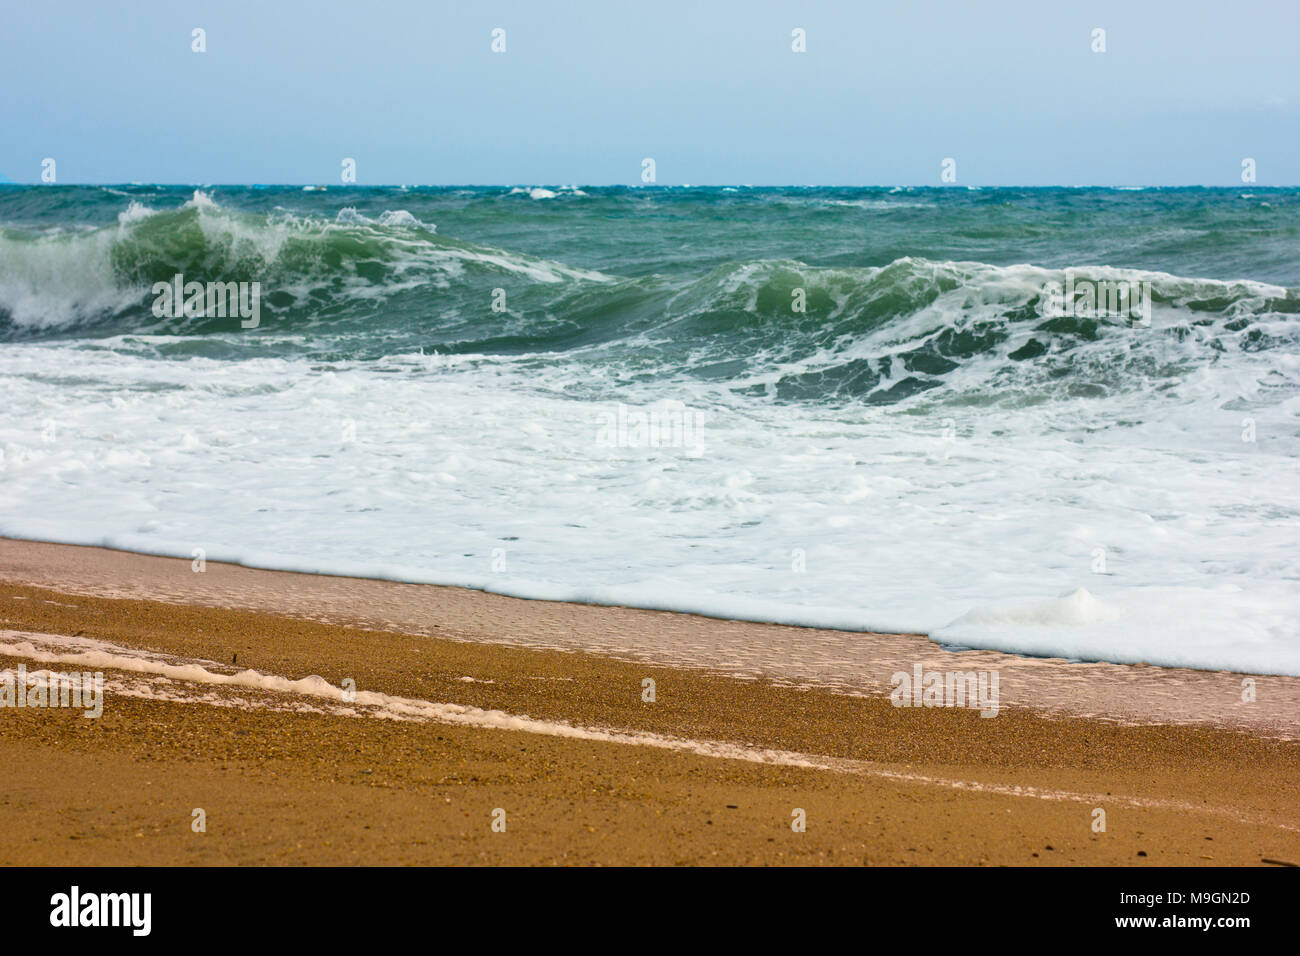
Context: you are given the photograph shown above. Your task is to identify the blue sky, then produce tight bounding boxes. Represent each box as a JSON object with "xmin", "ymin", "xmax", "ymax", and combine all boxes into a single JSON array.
[{"xmin": 2, "ymin": 0, "xmax": 1297, "ymax": 185}]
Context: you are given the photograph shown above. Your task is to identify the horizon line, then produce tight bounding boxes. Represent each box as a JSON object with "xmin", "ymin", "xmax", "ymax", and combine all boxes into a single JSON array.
[{"xmin": 1, "ymin": 182, "xmax": 1296, "ymax": 189}]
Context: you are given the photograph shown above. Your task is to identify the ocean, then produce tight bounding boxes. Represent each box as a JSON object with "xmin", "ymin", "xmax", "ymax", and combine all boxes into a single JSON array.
[{"xmin": 1, "ymin": 184, "xmax": 1298, "ymax": 675}]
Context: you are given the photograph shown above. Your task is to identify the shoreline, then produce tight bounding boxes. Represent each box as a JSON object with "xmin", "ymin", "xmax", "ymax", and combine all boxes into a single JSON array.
[
  {"xmin": 1, "ymin": 537, "xmax": 1296, "ymax": 738},
  {"xmin": 1, "ymin": 538, "xmax": 1298, "ymax": 865}
]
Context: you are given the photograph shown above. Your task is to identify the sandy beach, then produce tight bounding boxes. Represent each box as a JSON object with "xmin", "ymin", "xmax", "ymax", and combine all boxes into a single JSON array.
[
  {"xmin": 4, "ymin": 0, "xmax": 1300, "ymax": 895},
  {"xmin": 0, "ymin": 537, "xmax": 1296, "ymax": 866}
]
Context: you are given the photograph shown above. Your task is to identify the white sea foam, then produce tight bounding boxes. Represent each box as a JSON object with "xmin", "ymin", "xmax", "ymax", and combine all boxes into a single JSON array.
[
  {"xmin": 1, "ymin": 317, "xmax": 1298, "ymax": 674},
  {"xmin": 181, "ymin": 189, "xmax": 220, "ymax": 211},
  {"xmin": 509, "ymin": 186, "xmax": 558, "ymax": 200},
  {"xmin": 0, "ymin": 228, "xmax": 141, "ymax": 328},
  {"xmin": 335, "ymin": 207, "xmax": 435, "ymax": 231},
  {"xmin": 507, "ymin": 186, "xmax": 587, "ymax": 200},
  {"xmin": 3, "ymin": 630, "xmax": 1292, "ymax": 832},
  {"xmin": 1, "ymin": 202, "xmax": 1297, "ymax": 676},
  {"xmin": 116, "ymin": 201, "xmax": 156, "ymax": 224}
]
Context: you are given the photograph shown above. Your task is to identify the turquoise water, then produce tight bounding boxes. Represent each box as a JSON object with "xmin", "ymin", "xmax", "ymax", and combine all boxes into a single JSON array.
[{"xmin": 1, "ymin": 185, "xmax": 1298, "ymax": 673}]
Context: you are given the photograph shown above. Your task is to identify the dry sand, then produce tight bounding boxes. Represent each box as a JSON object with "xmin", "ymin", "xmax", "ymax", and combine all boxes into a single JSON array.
[{"xmin": 0, "ymin": 538, "xmax": 1297, "ymax": 866}]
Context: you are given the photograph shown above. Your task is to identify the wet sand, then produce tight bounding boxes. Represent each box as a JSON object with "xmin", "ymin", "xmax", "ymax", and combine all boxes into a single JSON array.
[{"xmin": 1, "ymin": 538, "xmax": 1297, "ymax": 865}]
